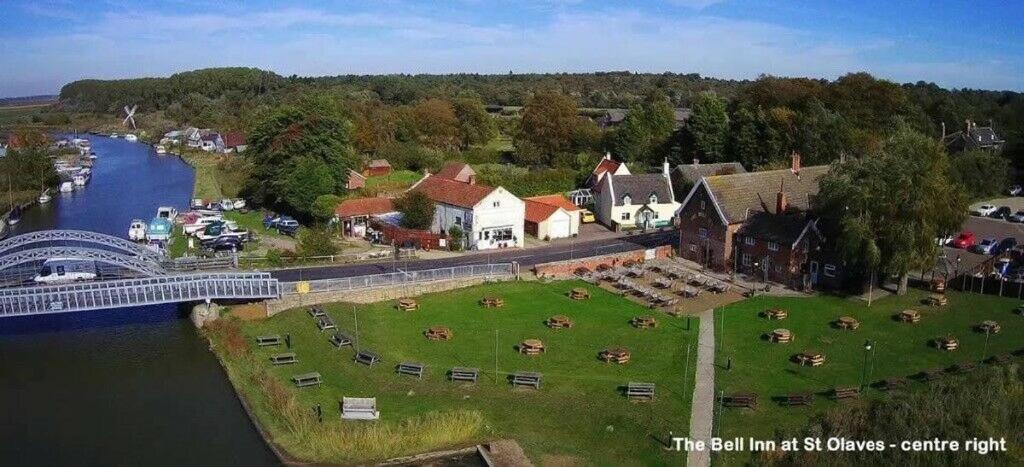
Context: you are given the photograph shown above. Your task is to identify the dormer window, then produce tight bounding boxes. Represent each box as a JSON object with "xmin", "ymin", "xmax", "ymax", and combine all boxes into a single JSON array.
[
  {"xmin": 649, "ymin": 193, "xmax": 658, "ymax": 204},
  {"xmin": 622, "ymin": 194, "xmax": 632, "ymax": 205}
]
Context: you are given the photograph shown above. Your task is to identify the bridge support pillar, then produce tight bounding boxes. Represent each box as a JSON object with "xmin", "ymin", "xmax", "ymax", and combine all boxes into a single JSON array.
[{"xmin": 191, "ymin": 300, "xmax": 222, "ymax": 328}]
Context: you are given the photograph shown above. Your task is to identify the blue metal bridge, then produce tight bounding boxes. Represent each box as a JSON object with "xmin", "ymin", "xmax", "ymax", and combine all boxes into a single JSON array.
[{"xmin": 0, "ymin": 230, "xmax": 280, "ymax": 317}]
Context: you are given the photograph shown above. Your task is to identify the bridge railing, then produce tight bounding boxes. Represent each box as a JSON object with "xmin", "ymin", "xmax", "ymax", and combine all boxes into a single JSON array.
[{"xmin": 280, "ymin": 263, "xmax": 516, "ymax": 295}]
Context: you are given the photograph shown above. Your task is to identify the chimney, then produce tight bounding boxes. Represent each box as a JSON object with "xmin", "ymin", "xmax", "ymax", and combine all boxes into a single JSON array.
[
  {"xmin": 776, "ymin": 179, "xmax": 788, "ymax": 214},
  {"xmin": 605, "ymin": 151, "xmax": 612, "ymax": 160},
  {"xmin": 790, "ymin": 151, "xmax": 801, "ymax": 174},
  {"xmin": 663, "ymin": 158, "xmax": 671, "ymax": 177}
]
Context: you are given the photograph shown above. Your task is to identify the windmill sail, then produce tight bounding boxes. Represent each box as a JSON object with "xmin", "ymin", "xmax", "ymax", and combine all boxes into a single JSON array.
[{"xmin": 123, "ymin": 104, "xmax": 138, "ymax": 129}]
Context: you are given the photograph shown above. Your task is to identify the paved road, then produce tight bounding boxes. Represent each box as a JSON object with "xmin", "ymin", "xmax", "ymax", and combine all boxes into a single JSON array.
[
  {"xmin": 270, "ymin": 230, "xmax": 679, "ymax": 282},
  {"xmin": 687, "ymin": 309, "xmax": 715, "ymax": 467}
]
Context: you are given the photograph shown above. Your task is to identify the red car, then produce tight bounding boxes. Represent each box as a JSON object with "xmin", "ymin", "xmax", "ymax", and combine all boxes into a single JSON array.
[{"xmin": 952, "ymin": 231, "xmax": 976, "ymax": 249}]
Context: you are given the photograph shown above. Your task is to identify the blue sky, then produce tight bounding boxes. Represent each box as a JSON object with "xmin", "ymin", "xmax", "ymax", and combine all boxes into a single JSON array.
[{"xmin": 1, "ymin": 0, "xmax": 1022, "ymax": 97}]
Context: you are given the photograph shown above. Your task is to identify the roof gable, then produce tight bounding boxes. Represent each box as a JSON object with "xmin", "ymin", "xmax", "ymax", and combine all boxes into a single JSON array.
[
  {"xmin": 524, "ymin": 199, "xmax": 564, "ymax": 223},
  {"xmin": 412, "ymin": 175, "xmax": 496, "ymax": 209},
  {"xmin": 335, "ymin": 197, "xmax": 395, "ymax": 217},
  {"xmin": 435, "ymin": 163, "xmax": 476, "ymax": 183},
  {"xmin": 704, "ymin": 165, "xmax": 828, "ymax": 224},
  {"xmin": 609, "ymin": 174, "xmax": 673, "ymax": 206},
  {"xmin": 525, "ymin": 194, "xmax": 579, "ymax": 211}
]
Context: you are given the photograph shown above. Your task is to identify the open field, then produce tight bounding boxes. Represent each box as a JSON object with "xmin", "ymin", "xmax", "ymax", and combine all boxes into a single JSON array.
[
  {"xmin": 213, "ymin": 280, "xmax": 698, "ymax": 465},
  {"xmin": 713, "ymin": 289, "xmax": 1024, "ymax": 464},
  {"xmin": 179, "ymin": 150, "xmax": 247, "ymax": 200}
]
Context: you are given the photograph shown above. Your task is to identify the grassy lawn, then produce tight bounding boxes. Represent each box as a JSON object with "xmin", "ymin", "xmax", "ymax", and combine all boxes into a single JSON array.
[
  {"xmin": 714, "ymin": 289, "xmax": 1024, "ymax": 464},
  {"xmin": 361, "ymin": 170, "xmax": 422, "ymax": 196},
  {"xmin": 216, "ymin": 281, "xmax": 698, "ymax": 465},
  {"xmin": 179, "ymin": 150, "xmax": 246, "ymax": 200}
]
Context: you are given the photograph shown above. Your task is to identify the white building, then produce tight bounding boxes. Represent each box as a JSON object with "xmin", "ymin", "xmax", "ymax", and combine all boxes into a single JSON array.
[
  {"xmin": 593, "ymin": 160, "xmax": 680, "ymax": 230},
  {"xmin": 410, "ymin": 164, "xmax": 525, "ymax": 250}
]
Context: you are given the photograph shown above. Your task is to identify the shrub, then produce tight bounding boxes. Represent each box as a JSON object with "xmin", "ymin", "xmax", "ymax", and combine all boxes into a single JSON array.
[
  {"xmin": 394, "ymin": 191, "xmax": 435, "ymax": 230},
  {"xmin": 297, "ymin": 228, "xmax": 338, "ymax": 258},
  {"xmin": 448, "ymin": 225, "xmax": 464, "ymax": 251}
]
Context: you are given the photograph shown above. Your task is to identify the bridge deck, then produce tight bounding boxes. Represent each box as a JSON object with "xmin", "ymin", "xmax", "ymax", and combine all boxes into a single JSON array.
[{"xmin": 0, "ymin": 273, "xmax": 280, "ymax": 317}]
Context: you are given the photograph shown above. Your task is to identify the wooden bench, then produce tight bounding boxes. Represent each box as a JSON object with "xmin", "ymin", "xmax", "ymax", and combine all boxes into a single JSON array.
[
  {"xmin": 834, "ymin": 316, "xmax": 860, "ymax": 330},
  {"xmin": 832, "ymin": 386, "xmax": 860, "ymax": 400},
  {"xmin": 270, "ymin": 353, "xmax": 298, "ymax": 365},
  {"xmin": 626, "ymin": 382, "xmax": 655, "ymax": 401},
  {"xmin": 396, "ymin": 298, "xmax": 419, "ymax": 312},
  {"xmin": 316, "ymin": 315, "xmax": 336, "ymax": 331},
  {"xmin": 510, "ymin": 372, "xmax": 542, "ymax": 389},
  {"xmin": 308, "ymin": 306, "xmax": 326, "ymax": 318},
  {"xmin": 330, "ymin": 331, "xmax": 353, "ymax": 348},
  {"xmin": 354, "ymin": 350, "xmax": 381, "ymax": 366},
  {"xmin": 877, "ymin": 378, "xmax": 907, "ymax": 391},
  {"xmin": 924, "ymin": 294, "xmax": 948, "ymax": 306},
  {"xmin": 396, "ymin": 362, "xmax": 424, "ymax": 378},
  {"xmin": 763, "ymin": 308, "xmax": 788, "ymax": 320},
  {"xmin": 449, "ymin": 367, "xmax": 479, "ymax": 384},
  {"xmin": 425, "ymin": 326, "xmax": 452, "ymax": 341},
  {"xmin": 720, "ymin": 393, "xmax": 757, "ymax": 408},
  {"xmin": 340, "ymin": 397, "xmax": 380, "ymax": 420},
  {"xmin": 977, "ymin": 320, "xmax": 1001, "ymax": 334},
  {"xmin": 598, "ymin": 347, "xmax": 631, "ymax": 364},
  {"xmin": 933, "ymin": 336, "xmax": 959, "ymax": 351},
  {"xmin": 949, "ymin": 362, "xmax": 977, "ymax": 374},
  {"xmin": 255, "ymin": 335, "xmax": 282, "ymax": 347},
  {"xmin": 779, "ymin": 393, "xmax": 813, "ymax": 406},
  {"xmin": 569, "ymin": 288, "xmax": 591, "ymax": 300},
  {"xmin": 546, "ymin": 315, "xmax": 574, "ymax": 329},
  {"xmin": 480, "ymin": 296, "xmax": 505, "ymax": 308},
  {"xmin": 631, "ymin": 316, "xmax": 658, "ymax": 329},
  {"xmin": 291, "ymin": 372, "xmax": 321, "ymax": 388},
  {"xmin": 898, "ymin": 309, "xmax": 921, "ymax": 323}
]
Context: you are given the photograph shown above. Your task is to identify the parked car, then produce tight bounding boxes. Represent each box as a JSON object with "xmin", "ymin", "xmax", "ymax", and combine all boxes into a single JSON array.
[
  {"xmin": 1009, "ymin": 211, "xmax": 1024, "ymax": 223},
  {"xmin": 936, "ymin": 233, "xmax": 954, "ymax": 246},
  {"xmin": 1010, "ymin": 185, "xmax": 1023, "ymax": 196},
  {"xmin": 991, "ymin": 206, "xmax": 1013, "ymax": 220},
  {"xmin": 994, "ymin": 237, "xmax": 1019, "ymax": 255},
  {"xmin": 972, "ymin": 204, "xmax": 997, "ymax": 216},
  {"xmin": 951, "ymin": 231, "xmax": 976, "ymax": 249},
  {"xmin": 972, "ymin": 237, "xmax": 998, "ymax": 254},
  {"xmin": 203, "ymin": 235, "xmax": 245, "ymax": 252},
  {"xmin": 580, "ymin": 209, "xmax": 596, "ymax": 224},
  {"xmin": 991, "ymin": 258, "xmax": 1013, "ymax": 278},
  {"xmin": 276, "ymin": 219, "xmax": 300, "ymax": 237}
]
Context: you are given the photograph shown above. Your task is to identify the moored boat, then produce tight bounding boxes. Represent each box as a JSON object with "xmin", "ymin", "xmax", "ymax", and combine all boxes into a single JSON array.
[
  {"xmin": 59, "ymin": 181, "xmax": 74, "ymax": 193},
  {"xmin": 125, "ymin": 134, "xmax": 138, "ymax": 142},
  {"xmin": 128, "ymin": 219, "xmax": 147, "ymax": 241},
  {"xmin": 155, "ymin": 145, "xmax": 167, "ymax": 154},
  {"xmin": 146, "ymin": 217, "xmax": 173, "ymax": 242},
  {"xmin": 38, "ymin": 192, "xmax": 51, "ymax": 204}
]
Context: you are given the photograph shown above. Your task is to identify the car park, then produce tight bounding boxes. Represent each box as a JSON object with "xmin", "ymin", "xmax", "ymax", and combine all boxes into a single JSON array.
[
  {"xmin": 972, "ymin": 237, "xmax": 998, "ymax": 255},
  {"xmin": 951, "ymin": 231, "xmax": 976, "ymax": 249},
  {"xmin": 993, "ymin": 237, "xmax": 1018, "ymax": 255},
  {"xmin": 991, "ymin": 206, "xmax": 1013, "ymax": 220},
  {"xmin": 1010, "ymin": 185, "xmax": 1023, "ymax": 196},
  {"xmin": 972, "ymin": 204, "xmax": 997, "ymax": 216},
  {"xmin": 1010, "ymin": 211, "xmax": 1024, "ymax": 223}
]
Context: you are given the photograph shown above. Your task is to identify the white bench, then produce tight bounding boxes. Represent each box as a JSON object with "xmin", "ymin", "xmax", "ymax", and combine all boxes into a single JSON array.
[{"xmin": 341, "ymin": 397, "xmax": 380, "ymax": 420}]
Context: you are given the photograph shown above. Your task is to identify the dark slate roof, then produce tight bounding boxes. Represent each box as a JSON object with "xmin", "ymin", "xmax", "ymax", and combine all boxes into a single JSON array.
[
  {"xmin": 703, "ymin": 165, "xmax": 828, "ymax": 224},
  {"xmin": 736, "ymin": 211, "xmax": 813, "ymax": 244},
  {"xmin": 610, "ymin": 174, "xmax": 673, "ymax": 206},
  {"xmin": 674, "ymin": 162, "xmax": 746, "ymax": 184},
  {"xmin": 943, "ymin": 126, "xmax": 1005, "ymax": 150}
]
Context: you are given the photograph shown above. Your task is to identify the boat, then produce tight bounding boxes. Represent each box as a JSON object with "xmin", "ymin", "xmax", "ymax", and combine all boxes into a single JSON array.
[
  {"xmin": 232, "ymin": 199, "xmax": 247, "ymax": 210},
  {"xmin": 110, "ymin": 133, "xmax": 120, "ymax": 139},
  {"xmin": 156, "ymin": 206, "xmax": 178, "ymax": 221},
  {"xmin": 128, "ymin": 219, "xmax": 147, "ymax": 241},
  {"xmin": 73, "ymin": 174, "xmax": 88, "ymax": 187},
  {"xmin": 146, "ymin": 217, "xmax": 173, "ymax": 242},
  {"xmin": 124, "ymin": 134, "xmax": 138, "ymax": 142},
  {"xmin": 155, "ymin": 145, "xmax": 167, "ymax": 155},
  {"xmin": 219, "ymin": 199, "xmax": 235, "ymax": 211},
  {"xmin": 7, "ymin": 206, "xmax": 21, "ymax": 225},
  {"xmin": 196, "ymin": 220, "xmax": 250, "ymax": 242},
  {"xmin": 38, "ymin": 192, "xmax": 51, "ymax": 204},
  {"xmin": 60, "ymin": 181, "xmax": 74, "ymax": 193},
  {"xmin": 182, "ymin": 214, "xmax": 224, "ymax": 235}
]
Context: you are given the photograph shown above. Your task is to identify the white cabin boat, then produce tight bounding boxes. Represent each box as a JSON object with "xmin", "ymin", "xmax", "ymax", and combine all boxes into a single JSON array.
[
  {"xmin": 155, "ymin": 145, "xmax": 167, "ymax": 154},
  {"xmin": 124, "ymin": 134, "xmax": 138, "ymax": 142},
  {"xmin": 156, "ymin": 206, "xmax": 178, "ymax": 221},
  {"xmin": 59, "ymin": 182, "xmax": 74, "ymax": 193},
  {"xmin": 128, "ymin": 219, "xmax": 147, "ymax": 241},
  {"xmin": 38, "ymin": 192, "xmax": 51, "ymax": 204},
  {"xmin": 183, "ymin": 215, "xmax": 224, "ymax": 235}
]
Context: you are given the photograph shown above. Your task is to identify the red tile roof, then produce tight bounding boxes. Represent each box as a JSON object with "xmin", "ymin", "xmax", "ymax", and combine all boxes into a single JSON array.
[
  {"xmin": 524, "ymin": 199, "xmax": 561, "ymax": 223},
  {"xmin": 435, "ymin": 163, "xmax": 475, "ymax": 183},
  {"xmin": 335, "ymin": 197, "xmax": 395, "ymax": 217},
  {"xmin": 412, "ymin": 175, "xmax": 495, "ymax": 209},
  {"xmin": 593, "ymin": 158, "xmax": 620, "ymax": 176},
  {"xmin": 222, "ymin": 131, "xmax": 246, "ymax": 148},
  {"xmin": 525, "ymin": 194, "xmax": 579, "ymax": 212},
  {"xmin": 367, "ymin": 159, "xmax": 391, "ymax": 168}
]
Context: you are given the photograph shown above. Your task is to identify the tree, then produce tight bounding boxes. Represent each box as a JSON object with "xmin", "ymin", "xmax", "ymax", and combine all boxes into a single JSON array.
[
  {"xmin": 394, "ymin": 191, "xmax": 436, "ymax": 230},
  {"xmin": 686, "ymin": 91, "xmax": 730, "ymax": 161},
  {"xmin": 349, "ymin": 99, "xmax": 396, "ymax": 153},
  {"xmin": 245, "ymin": 94, "xmax": 358, "ymax": 216},
  {"xmin": 312, "ymin": 194, "xmax": 345, "ymax": 223},
  {"xmin": 611, "ymin": 97, "xmax": 675, "ymax": 164},
  {"xmin": 452, "ymin": 97, "xmax": 497, "ymax": 148},
  {"xmin": 950, "ymin": 150, "xmax": 1010, "ymax": 200},
  {"xmin": 795, "ymin": 98, "xmax": 851, "ymax": 165},
  {"xmin": 296, "ymin": 227, "xmax": 338, "ymax": 258},
  {"xmin": 412, "ymin": 98, "xmax": 460, "ymax": 150},
  {"xmin": 448, "ymin": 225, "xmax": 465, "ymax": 251},
  {"xmin": 816, "ymin": 126, "xmax": 967, "ymax": 295},
  {"xmin": 516, "ymin": 90, "xmax": 578, "ymax": 164}
]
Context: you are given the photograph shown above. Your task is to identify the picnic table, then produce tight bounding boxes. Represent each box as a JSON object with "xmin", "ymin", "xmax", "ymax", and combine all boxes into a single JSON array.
[
  {"xmin": 924, "ymin": 294, "xmax": 948, "ymax": 306},
  {"xmin": 779, "ymin": 393, "xmax": 813, "ymax": 406},
  {"xmin": 898, "ymin": 309, "xmax": 921, "ymax": 323},
  {"xmin": 933, "ymin": 335, "xmax": 959, "ymax": 351},
  {"xmin": 769, "ymin": 328, "xmax": 793, "ymax": 344},
  {"xmin": 931, "ymin": 278, "xmax": 946, "ymax": 293},
  {"xmin": 679, "ymin": 285, "xmax": 700, "ymax": 298},
  {"xmin": 631, "ymin": 316, "xmax": 658, "ymax": 329},
  {"xmin": 832, "ymin": 386, "xmax": 860, "ymax": 400},
  {"xmin": 424, "ymin": 326, "xmax": 452, "ymax": 341},
  {"xmin": 546, "ymin": 315, "xmax": 574, "ymax": 329},
  {"xmin": 396, "ymin": 298, "xmax": 419, "ymax": 311},
  {"xmin": 764, "ymin": 308, "xmax": 788, "ymax": 320},
  {"xmin": 793, "ymin": 350, "xmax": 825, "ymax": 366},
  {"xmin": 626, "ymin": 382, "xmax": 655, "ymax": 401},
  {"xmin": 569, "ymin": 288, "xmax": 591, "ymax": 300},
  {"xmin": 835, "ymin": 316, "xmax": 860, "ymax": 330},
  {"xmin": 978, "ymin": 320, "xmax": 1001, "ymax": 334},
  {"xmin": 480, "ymin": 296, "xmax": 505, "ymax": 308},
  {"xmin": 598, "ymin": 346, "xmax": 631, "ymax": 364},
  {"xmin": 519, "ymin": 339, "xmax": 546, "ymax": 355},
  {"xmin": 721, "ymin": 393, "xmax": 758, "ymax": 408}
]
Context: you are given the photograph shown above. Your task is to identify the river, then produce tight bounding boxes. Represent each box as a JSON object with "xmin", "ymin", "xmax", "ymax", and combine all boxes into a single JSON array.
[{"xmin": 0, "ymin": 136, "xmax": 277, "ymax": 465}]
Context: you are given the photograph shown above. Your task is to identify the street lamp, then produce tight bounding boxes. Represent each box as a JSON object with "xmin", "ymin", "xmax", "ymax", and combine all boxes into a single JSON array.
[{"xmin": 860, "ymin": 339, "xmax": 874, "ymax": 391}]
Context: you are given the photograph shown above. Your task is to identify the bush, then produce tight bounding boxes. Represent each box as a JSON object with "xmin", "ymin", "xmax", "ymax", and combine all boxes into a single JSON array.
[
  {"xmin": 265, "ymin": 248, "xmax": 283, "ymax": 267},
  {"xmin": 394, "ymin": 191, "xmax": 435, "ymax": 230},
  {"xmin": 297, "ymin": 228, "xmax": 338, "ymax": 258},
  {"xmin": 448, "ymin": 225, "xmax": 464, "ymax": 251}
]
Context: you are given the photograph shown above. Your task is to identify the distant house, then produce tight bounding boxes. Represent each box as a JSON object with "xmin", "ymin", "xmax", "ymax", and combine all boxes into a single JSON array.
[
  {"xmin": 943, "ymin": 120, "xmax": 1005, "ymax": 153},
  {"xmin": 347, "ymin": 170, "xmax": 367, "ymax": 190},
  {"xmin": 592, "ymin": 160, "xmax": 680, "ymax": 230},
  {"xmin": 335, "ymin": 197, "xmax": 396, "ymax": 238},
  {"xmin": 524, "ymin": 194, "xmax": 580, "ymax": 240},
  {"xmin": 185, "ymin": 128, "xmax": 204, "ymax": 148},
  {"xmin": 676, "ymin": 153, "xmax": 839, "ymax": 289},
  {"xmin": 410, "ymin": 164, "xmax": 525, "ymax": 250},
  {"xmin": 596, "ymin": 108, "xmax": 691, "ymax": 128},
  {"xmin": 671, "ymin": 160, "xmax": 747, "ymax": 201},
  {"xmin": 363, "ymin": 159, "xmax": 392, "ymax": 177},
  {"xmin": 221, "ymin": 132, "xmax": 247, "ymax": 153},
  {"xmin": 199, "ymin": 133, "xmax": 223, "ymax": 152},
  {"xmin": 586, "ymin": 153, "xmax": 631, "ymax": 188}
]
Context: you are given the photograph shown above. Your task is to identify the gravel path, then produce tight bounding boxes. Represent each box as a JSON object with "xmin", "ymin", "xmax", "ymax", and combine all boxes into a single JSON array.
[{"xmin": 687, "ymin": 308, "xmax": 716, "ymax": 467}]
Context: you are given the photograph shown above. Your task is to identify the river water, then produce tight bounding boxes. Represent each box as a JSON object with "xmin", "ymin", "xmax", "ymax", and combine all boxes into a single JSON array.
[{"xmin": 0, "ymin": 136, "xmax": 277, "ymax": 465}]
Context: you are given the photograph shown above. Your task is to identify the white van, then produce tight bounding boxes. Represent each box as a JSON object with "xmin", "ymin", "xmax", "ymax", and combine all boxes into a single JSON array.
[{"xmin": 34, "ymin": 258, "xmax": 98, "ymax": 284}]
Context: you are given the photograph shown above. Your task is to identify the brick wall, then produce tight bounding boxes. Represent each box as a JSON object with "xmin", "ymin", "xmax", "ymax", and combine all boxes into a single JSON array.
[
  {"xmin": 533, "ymin": 245, "xmax": 673, "ymax": 278},
  {"xmin": 677, "ymin": 184, "xmax": 732, "ymax": 270}
]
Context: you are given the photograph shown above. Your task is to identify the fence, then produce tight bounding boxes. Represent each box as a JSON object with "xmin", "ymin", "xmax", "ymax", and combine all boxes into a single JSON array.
[
  {"xmin": 948, "ymin": 273, "xmax": 1024, "ymax": 299},
  {"xmin": 281, "ymin": 263, "xmax": 517, "ymax": 295},
  {"xmin": 237, "ymin": 248, "xmax": 417, "ymax": 269}
]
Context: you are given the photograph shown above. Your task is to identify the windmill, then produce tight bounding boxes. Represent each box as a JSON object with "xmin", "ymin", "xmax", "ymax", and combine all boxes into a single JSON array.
[{"xmin": 123, "ymin": 104, "xmax": 138, "ymax": 129}]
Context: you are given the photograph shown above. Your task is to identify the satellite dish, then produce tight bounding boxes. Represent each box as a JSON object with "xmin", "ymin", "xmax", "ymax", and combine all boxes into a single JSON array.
[{"xmin": 123, "ymin": 104, "xmax": 138, "ymax": 129}]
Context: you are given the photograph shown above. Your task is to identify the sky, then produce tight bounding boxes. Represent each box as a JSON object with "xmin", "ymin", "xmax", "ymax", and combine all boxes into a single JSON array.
[{"xmin": 1, "ymin": 0, "xmax": 1022, "ymax": 97}]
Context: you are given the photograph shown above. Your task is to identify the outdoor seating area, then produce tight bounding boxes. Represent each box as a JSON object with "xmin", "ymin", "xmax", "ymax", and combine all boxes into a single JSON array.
[
  {"xmin": 424, "ymin": 326, "xmax": 453, "ymax": 341},
  {"xmin": 340, "ymin": 397, "xmax": 380, "ymax": 420},
  {"xmin": 291, "ymin": 372, "xmax": 322, "ymax": 388},
  {"xmin": 510, "ymin": 371, "xmax": 542, "ymax": 389},
  {"xmin": 256, "ymin": 335, "xmax": 282, "ymax": 347},
  {"xmin": 631, "ymin": 316, "xmax": 658, "ymax": 329},
  {"xmin": 930, "ymin": 279, "xmax": 946, "ymax": 293},
  {"xmin": 834, "ymin": 316, "xmax": 860, "ymax": 330},
  {"xmin": 519, "ymin": 339, "xmax": 546, "ymax": 355},
  {"xmin": 763, "ymin": 308, "xmax": 788, "ymax": 320},
  {"xmin": 793, "ymin": 350, "xmax": 825, "ymax": 366},
  {"xmin": 924, "ymin": 294, "xmax": 948, "ymax": 307},
  {"xmin": 449, "ymin": 367, "xmax": 479, "ymax": 384},
  {"xmin": 396, "ymin": 298, "xmax": 419, "ymax": 311},
  {"xmin": 932, "ymin": 335, "xmax": 960, "ymax": 351},
  {"xmin": 580, "ymin": 262, "xmax": 740, "ymax": 310},
  {"xmin": 546, "ymin": 315, "xmax": 574, "ymax": 329},
  {"xmin": 270, "ymin": 352, "xmax": 298, "ymax": 365},
  {"xmin": 898, "ymin": 309, "xmax": 921, "ymax": 323},
  {"xmin": 569, "ymin": 288, "xmax": 591, "ymax": 300},
  {"xmin": 316, "ymin": 315, "xmax": 336, "ymax": 331},
  {"xmin": 768, "ymin": 328, "xmax": 793, "ymax": 343},
  {"xmin": 396, "ymin": 362, "xmax": 425, "ymax": 378},
  {"xmin": 625, "ymin": 382, "xmax": 655, "ymax": 401},
  {"xmin": 308, "ymin": 306, "xmax": 326, "ymax": 318},
  {"xmin": 598, "ymin": 346, "xmax": 631, "ymax": 364},
  {"xmin": 355, "ymin": 349, "xmax": 382, "ymax": 366},
  {"xmin": 480, "ymin": 296, "xmax": 505, "ymax": 308},
  {"xmin": 330, "ymin": 331, "xmax": 353, "ymax": 348},
  {"xmin": 721, "ymin": 393, "xmax": 758, "ymax": 408},
  {"xmin": 977, "ymin": 320, "xmax": 1002, "ymax": 334}
]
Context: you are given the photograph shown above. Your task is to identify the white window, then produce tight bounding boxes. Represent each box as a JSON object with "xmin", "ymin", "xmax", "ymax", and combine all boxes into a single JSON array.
[
  {"xmin": 744, "ymin": 236, "xmax": 755, "ymax": 246},
  {"xmin": 621, "ymin": 212, "xmax": 631, "ymax": 221},
  {"xmin": 493, "ymin": 201, "xmax": 500, "ymax": 207},
  {"xmin": 698, "ymin": 228, "xmax": 708, "ymax": 239},
  {"xmin": 622, "ymin": 194, "xmax": 632, "ymax": 205},
  {"xmin": 768, "ymin": 241, "xmax": 779, "ymax": 251},
  {"xmin": 742, "ymin": 254, "xmax": 752, "ymax": 266},
  {"xmin": 823, "ymin": 264, "xmax": 837, "ymax": 277},
  {"xmin": 649, "ymin": 193, "xmax": 658, "ymax": 204},
  {"xmin": 689, "ymin": 244, "xmax": 697, "ymax": 252}
]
